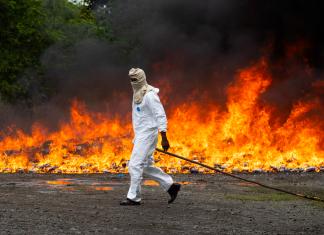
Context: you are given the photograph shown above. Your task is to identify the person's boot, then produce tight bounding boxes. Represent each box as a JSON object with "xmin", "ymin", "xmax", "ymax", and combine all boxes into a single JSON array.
[
  {"xmin": 167, "ymin": 183, "xmax": 181, "ymax": 204},
  {"xmin": 120, "ymin": 198, "xmax": 141, "ymax": 206}
]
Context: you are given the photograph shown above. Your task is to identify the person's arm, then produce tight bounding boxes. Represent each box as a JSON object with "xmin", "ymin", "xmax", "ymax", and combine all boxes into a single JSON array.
[{"xmin": 147, "ymin": 92, "xmax": 170, "ymax": 151}]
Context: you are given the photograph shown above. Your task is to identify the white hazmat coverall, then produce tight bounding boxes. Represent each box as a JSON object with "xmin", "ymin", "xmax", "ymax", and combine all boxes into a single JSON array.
[{"xmin": 127, "ymin": 88, "xmax": 173, "ymax": 202}]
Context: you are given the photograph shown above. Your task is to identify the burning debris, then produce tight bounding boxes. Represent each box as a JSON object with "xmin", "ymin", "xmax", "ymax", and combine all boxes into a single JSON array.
[
  {"xmin": 305, "ymin": 167, "xmax": 316, "ymax": 172},
  {"xmin": 0, "ymin": 59, "xmax": 322, "ymax": 174},
  {"xmin": 190, "ymin": 167, "xmax": 199, "ymax": 174}
]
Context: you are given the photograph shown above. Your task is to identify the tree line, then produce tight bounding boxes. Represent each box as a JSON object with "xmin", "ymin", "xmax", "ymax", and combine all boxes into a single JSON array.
[{"xmin": 0, "ymin": 0, "xmax": 115, "ymax": 105}]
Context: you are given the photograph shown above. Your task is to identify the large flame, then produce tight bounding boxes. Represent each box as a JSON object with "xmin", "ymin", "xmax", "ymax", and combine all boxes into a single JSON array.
[{"xmin": 0, "ymin": 58, "xmax": 323, "ymax": 173}]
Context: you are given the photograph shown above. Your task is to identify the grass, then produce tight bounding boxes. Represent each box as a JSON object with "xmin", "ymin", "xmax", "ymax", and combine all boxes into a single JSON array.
[
  {"xmin": 225, "ymin": 192, "xmax": 297, "ymax": 201},
  {"xmin": 310, "ymin": 201, "xmax": 324, "ymax": 209}
]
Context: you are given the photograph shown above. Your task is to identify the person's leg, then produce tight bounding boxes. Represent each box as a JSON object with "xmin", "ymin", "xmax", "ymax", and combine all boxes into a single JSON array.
[
  {"xmin": 126, "ymin": 135, "xmax": 153, "ymax": 202},
  {"xmin": 143, "ymin": 135, "xmax": 181, "ymax": 203},
  {"xmin": 126, "ymin": 145, "xmax": 144, "ymax": 202},
  {"xmin": 143, "ymin": 135, "xmax": 173, "ymax": 191},
  {"xmin": 144, "ymin": 161, "xmax": 174, "ymax": 191}
]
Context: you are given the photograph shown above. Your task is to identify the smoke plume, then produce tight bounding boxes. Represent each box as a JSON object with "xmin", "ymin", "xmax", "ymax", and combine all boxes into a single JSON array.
[{"xmin": 1, "ymin": 0, "xmax": 323, "ymax": 132}]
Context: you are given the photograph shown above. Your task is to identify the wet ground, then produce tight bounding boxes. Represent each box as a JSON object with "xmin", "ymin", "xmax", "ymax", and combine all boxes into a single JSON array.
[{"xmin": 0, "ymin": 173, "xmax": 323, "ymax": 234}]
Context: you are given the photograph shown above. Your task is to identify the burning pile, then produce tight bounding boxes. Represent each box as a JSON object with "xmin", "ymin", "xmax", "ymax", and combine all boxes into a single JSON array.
[{"xmin": 0, "ymin": 58, "xmax": 323, "ymax": 173}]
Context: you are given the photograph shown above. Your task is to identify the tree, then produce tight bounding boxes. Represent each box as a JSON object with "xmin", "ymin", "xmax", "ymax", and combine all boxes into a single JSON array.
[
  {"xmin": 0, "ymin": 0, "xmax": 110, "ymax": 105},
  {"xmin": 0, "ymin": 0, "xmax": 52, "ymax": 103}
]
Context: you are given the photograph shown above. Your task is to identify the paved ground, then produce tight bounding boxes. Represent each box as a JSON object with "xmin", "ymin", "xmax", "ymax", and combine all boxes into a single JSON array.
[{"xmin": 0, "ymin": 173, "xmax": 323, "ymax": 234}]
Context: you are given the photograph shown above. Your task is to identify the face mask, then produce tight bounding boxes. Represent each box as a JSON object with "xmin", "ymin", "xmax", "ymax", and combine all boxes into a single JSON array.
[{"xmin": 129, "ymin": 68, "xmax": 151, "ymax": 104}]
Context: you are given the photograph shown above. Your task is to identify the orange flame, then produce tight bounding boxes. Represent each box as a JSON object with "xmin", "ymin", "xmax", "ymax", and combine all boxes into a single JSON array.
[{"xmin": 0, "ymin": 58, "xmax": 323, "ymax": 173}]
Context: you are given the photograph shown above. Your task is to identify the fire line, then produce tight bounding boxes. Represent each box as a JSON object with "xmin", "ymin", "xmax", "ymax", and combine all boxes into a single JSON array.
[{"xmin": 0, "ymin": 59, "xmax": 322, "ymax": 173}]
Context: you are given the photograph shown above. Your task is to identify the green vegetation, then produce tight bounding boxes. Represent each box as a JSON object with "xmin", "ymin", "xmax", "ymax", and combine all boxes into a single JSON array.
[
  {"xmin": 0, "ymin": 0, "xmax": 49, "ymax": 103},
  {"xmin": 0, "ymin": 0, "xmax": 112, "ymax": 104},
  {"xmin": 225, "ymin": 192, "xmax": 296, "ymax": 201}
]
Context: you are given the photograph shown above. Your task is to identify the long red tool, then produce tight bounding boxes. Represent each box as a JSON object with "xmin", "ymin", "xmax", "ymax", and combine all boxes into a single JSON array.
[{"xmin": 156, "ymin": 148, "xmax": 324, "ymax": 203}]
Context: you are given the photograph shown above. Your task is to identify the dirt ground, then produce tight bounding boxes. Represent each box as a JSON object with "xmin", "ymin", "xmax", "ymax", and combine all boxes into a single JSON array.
[{"xmin": 0, "ymin": 173, "xmax": 323, "ymax": 235}]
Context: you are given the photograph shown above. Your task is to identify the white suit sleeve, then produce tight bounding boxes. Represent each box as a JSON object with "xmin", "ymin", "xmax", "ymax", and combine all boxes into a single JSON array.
[{"xmin": 147, "ymin": 92, "xmax": 168, "ymax": 132}]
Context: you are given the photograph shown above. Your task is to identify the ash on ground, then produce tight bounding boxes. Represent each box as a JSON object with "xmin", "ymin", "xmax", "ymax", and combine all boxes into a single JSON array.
[{"xmin": 0, "ymin": 173, "xmax": 323, "ymax": 234}]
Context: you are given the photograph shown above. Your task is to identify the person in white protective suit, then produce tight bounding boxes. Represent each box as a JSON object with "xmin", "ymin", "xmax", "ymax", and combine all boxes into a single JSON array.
[{"xmin": 120, "ymin": 68, "xmax": 181, "ymax": 206}]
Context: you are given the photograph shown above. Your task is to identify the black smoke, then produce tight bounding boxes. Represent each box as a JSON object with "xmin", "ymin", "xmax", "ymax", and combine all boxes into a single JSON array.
[{"xmin": 1, "ymin": 0, "xmax": 323, "ymax": 132}]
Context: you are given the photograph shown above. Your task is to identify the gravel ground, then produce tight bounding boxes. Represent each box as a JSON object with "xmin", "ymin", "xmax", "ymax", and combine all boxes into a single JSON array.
[{"xmin": 0, "ymin": 173, "xmax": 323, "ymax": 235}]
